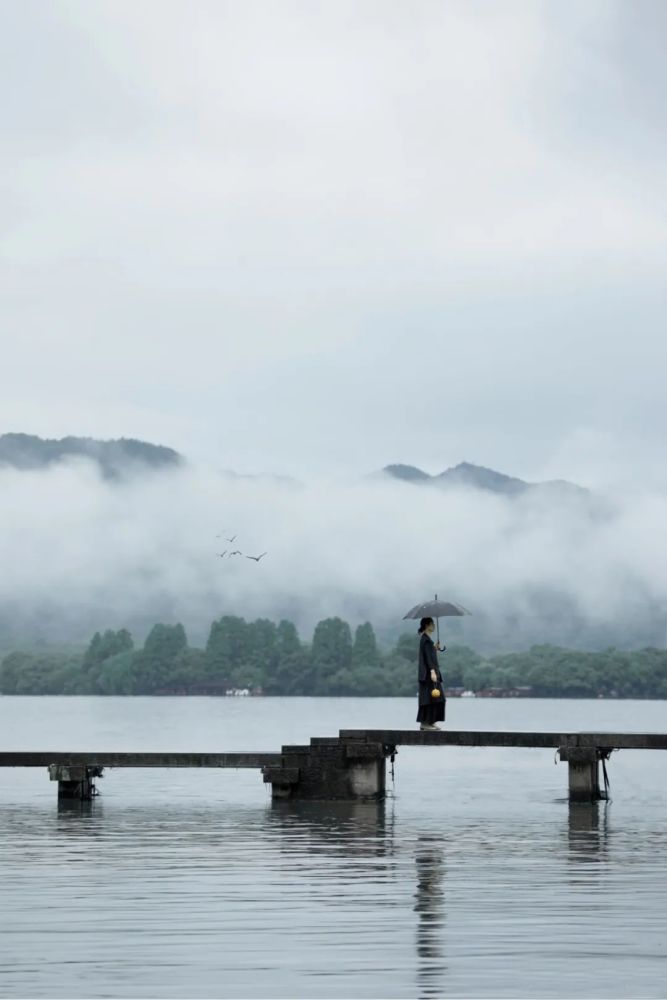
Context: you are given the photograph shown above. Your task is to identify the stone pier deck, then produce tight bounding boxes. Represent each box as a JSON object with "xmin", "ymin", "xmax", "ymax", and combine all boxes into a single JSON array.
[
  {"xmin": 1, "ymin": 731, "xmax": 665, "ymax": 803},
  {"xmin": 339, "ymin": 730, "xmax": 667, "ymax": 750}
]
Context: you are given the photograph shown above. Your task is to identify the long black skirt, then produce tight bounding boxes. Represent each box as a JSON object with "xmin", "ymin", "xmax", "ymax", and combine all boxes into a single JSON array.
[{"xmin": 416, "ymin": 700, "xmax": 446, "ymax": 724}]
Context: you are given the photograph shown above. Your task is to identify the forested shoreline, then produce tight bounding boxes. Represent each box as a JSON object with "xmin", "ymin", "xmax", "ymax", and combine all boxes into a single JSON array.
[{"xmin": 1, "ymin": 615, "xmax": 666, "ymax": 698}]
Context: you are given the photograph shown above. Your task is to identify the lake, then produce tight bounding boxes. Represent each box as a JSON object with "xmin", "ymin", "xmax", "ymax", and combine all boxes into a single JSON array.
[{"xmin": 1, "ymin": 696, "xmax": 666, "ymax": 999}]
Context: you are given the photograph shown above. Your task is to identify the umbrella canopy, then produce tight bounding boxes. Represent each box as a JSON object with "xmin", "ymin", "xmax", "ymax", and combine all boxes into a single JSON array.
[
  {"xmin": 403, "ymin": 598, "xmax": 470, "ymax": 620},
  {"xmin": 403, "ymin": 594, "xmax": 471, "ymax": 643}
]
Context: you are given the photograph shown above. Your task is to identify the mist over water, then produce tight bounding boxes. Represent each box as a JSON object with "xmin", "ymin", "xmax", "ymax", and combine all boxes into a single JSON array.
[{"xmin": 1, "ymin": 458, "xmax": 666, "ymax": 652}]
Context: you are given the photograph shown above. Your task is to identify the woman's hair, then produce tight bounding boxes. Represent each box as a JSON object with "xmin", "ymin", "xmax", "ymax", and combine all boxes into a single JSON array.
[{"xmin": 418, "ymin": 617, "xmax": 434, "ymax": 635}]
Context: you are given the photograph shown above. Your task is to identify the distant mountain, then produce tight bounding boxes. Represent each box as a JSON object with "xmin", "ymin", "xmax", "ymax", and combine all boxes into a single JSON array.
[
  {"xmin": 0, "ymin": 433, "xmax": 183, "ymax": 480},
  {"xmin": 381, "ymin": 461, "xmax": 588, "ymax": 498},
  {"xmin": 0, "ymin": 435, "xmax": 587, "ymax": 500},
  {"xmin": 382, "ymin": 463, "xmax": 432, "ymax": 483}
]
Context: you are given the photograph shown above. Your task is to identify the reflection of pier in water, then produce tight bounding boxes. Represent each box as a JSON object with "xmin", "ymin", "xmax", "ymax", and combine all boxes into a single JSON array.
[{"xmin": 568, "ymin": 801, "xmax": 610, "ymax": 861}]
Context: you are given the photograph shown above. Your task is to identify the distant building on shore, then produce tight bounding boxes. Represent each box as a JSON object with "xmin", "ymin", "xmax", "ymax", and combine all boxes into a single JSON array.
[
  {"xmin": 445, "ymin": 686, "xmax": 533, "ymax": 698},
  {"xmin": 475, "ymin": 686, "xmax": 533, "ymax": 698}
]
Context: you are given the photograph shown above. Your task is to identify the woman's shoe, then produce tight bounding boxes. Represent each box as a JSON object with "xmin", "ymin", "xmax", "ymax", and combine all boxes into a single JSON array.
[{"xmin": 420, "ymin": 724, "xmax": 436, "ymax": 731}]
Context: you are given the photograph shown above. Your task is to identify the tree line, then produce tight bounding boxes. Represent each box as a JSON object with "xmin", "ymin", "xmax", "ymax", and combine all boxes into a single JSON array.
[{"xmin": 1, "ymin": 615, "xmax": 666, "ymax": 698}]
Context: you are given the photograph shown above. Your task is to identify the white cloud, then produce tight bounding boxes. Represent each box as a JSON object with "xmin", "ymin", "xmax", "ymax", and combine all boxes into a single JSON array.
[{"xmin": 1, "ymin": 0, "xmax": 665, "ymax": 479}]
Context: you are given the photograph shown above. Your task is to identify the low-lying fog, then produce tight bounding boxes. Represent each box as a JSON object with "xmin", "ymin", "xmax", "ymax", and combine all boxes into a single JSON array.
[{"xmin": 1, "ymin": 458, "xmax": 666, "ymax": 654}]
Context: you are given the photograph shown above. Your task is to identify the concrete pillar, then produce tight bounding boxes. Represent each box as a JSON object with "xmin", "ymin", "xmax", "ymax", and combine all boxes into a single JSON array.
[
  {"xmin": 559, "ymin": 748, "xmax": 600, "ymax": 802},
  {"xmin": 348, "ymin": 758, "xmax": 386, "ymax": 799},
  {"xmin": 48, "ymin": 764, "xmax": 103, "ymax": 800},
  {"xmin": 263, "ymin": 741, "xmax": 387, "ymax": 801}
]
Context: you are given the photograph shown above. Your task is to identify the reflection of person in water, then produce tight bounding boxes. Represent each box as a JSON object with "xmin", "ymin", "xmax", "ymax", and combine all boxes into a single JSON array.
[{"xmin": 414, "ymin": 841, "xmax": 447, "ymax": 997}]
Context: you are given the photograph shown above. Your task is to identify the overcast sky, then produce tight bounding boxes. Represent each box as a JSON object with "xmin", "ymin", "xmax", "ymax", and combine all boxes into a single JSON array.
[{"xmin": 2, "ymin": 0, "xmax": 666, "ymax": 485}]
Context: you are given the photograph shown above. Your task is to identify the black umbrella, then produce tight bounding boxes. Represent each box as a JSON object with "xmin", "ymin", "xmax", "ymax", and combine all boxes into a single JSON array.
[{"xmin": 403, "ymin": 593, "xmax": 471, "ymax": 644}]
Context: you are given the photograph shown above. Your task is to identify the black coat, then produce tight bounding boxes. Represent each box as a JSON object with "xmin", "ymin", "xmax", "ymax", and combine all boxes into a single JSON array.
[{"xmin": 418, "ymin": 633, "xmax": 443, "ymax": 707}]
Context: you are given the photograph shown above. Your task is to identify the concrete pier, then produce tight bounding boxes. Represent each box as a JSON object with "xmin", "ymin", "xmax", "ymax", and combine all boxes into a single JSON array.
[
  {"xmin": 557, "ymin": 747, "xmax": 611, "ymax": 802},
  {"xmin": 561, "ymin": 748, "xmax": 600, "ymax": 801},
  {"xmin": 48, "ymin": 764, "xmax": 104, "ymax": 799},
  {"xmin": 263, "ymin": 739, "xmax": 387, "ymax": 801},
  {"xmin": 1, "ymin": 731, "xmax": 665, "ymax": 804}
]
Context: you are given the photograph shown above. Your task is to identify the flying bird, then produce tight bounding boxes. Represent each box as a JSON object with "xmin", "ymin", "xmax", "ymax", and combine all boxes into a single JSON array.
[
  {"xmin": 246, "ymin": 552, "xmax": 267, "ymax": 562},
  {"xmin": 225, "ymin": 534, "xmax": 237, "ymax": 543},
  {"xmin": 228, "ymin": 550, "xmax": 243, "ymax": 557},
  {"xmin": 216, "ymin": 551, "xmax": 228, "ymax": 558}
]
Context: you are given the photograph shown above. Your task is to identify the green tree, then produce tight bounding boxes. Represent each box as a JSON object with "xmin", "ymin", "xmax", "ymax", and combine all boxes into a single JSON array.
[
  {"xmin": 93, "ymin": 650, "xmax": 137, "ymax": 695},
  {"xmin": 134, "ymin": 623, "xmax": 188, "ymax": 694},
  {"xmin": 462, "ymin": 660, "xmax": 494, "ymax": 692},
  {"xmin": 9, "ymin": 653, "xmax": 81, "ymax": 694},
  {"xmin": 381, "ymin": 654, "xmax": 417, "ymax": 696},
  {"xmin": 394, "ymin": 632, "xmax": 419, "ymax": 663},
  {"xmin": 204, "ymin": 616, "xmax": 248, "ymax": 689},
  {"xmin": 83, "ymin": 628, "xmax": 134, "ymax": 670},
  {"xmin": 320, "ymin": 622, "xmax": 383, "ymax": 695},
  {"xmin": 83, "ymin": 632, "xmax": 102, "ymax": 671},
  {"xmin": 311, "ymin": 617, "xmax": 352, "ymax": 695},
  {"xmin": 161, "ymin": 648, "xmax": 206, "ymax": 693},
  {"xmin": 0, "ymin": 651, "xmax": 32, "ymax": 694},
  {"xmin": 440, "ymin": 645, "xmax": 484, "ymax": 687},
  {"xmin": 265, "ymin": 620, "xmax": 310, "ymax": 695},
  {"xmin": 243, "ymin": 618, "xmax": 278, "ymax": 689},
  {"xmin": 352, "ymin": 622, "xmax": 381, "ymax": 670}
]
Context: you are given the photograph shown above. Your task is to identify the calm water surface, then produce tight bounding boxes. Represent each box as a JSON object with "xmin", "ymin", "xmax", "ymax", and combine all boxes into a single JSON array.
[{"xmin": 1, "ymin": 697, "xmax": 667, "ymax": 999}]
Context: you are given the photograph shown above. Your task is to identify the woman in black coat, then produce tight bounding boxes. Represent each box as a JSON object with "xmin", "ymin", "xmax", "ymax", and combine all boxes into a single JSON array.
[{"xmin": 416, "ymin": 617, "xmax": 445, "ymax": 730}]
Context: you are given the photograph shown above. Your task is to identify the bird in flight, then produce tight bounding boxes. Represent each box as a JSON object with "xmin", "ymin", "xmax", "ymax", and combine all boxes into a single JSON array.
[
  {"xmin": 228, "ymin": 550, "xmax": 243, "ymax": 557},
  {"xmin": 216, "ymin": 550, "xmax": 228, "ymax": 558},
  {"xmin": 246, "ymin": 552, "xmax": 267, "ymax": 562}
]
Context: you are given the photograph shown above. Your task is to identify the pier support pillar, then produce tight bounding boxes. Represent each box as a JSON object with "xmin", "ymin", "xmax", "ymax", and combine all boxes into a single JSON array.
[
  {"xmin": 48, "ymin": 764, "xmax": 103, "ymax": 800},
  {"xmin": 263, "ymin": 741, "xmax": 387, "ymax": 801},
  {"xmin": 559, "ymin": 748, "xmax": 601, "ymax": 802},
  {"xmin": 348, "ymin": 757, "xmax": 386, "ymax": 799}
]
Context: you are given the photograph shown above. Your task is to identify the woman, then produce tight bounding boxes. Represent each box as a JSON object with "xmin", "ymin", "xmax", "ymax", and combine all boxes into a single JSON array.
[{"xmin": 416, "ymin": 617, "xmax": 445, "ymax": 731}]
